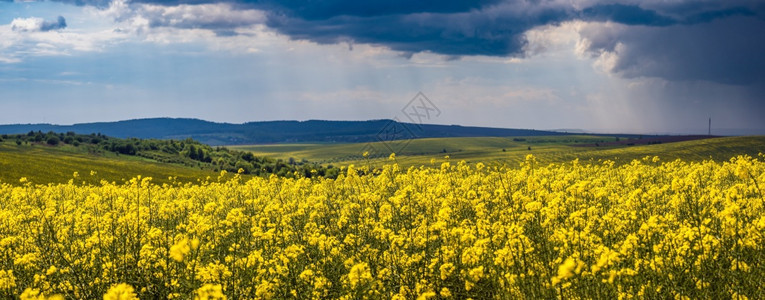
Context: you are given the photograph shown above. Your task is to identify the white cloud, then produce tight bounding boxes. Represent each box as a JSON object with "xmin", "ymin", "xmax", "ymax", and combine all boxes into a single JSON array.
[
  {"xmin": 0, "ymin": 0, "xmax": 428, "ymax": 65},
  {"xmin": 92, "ymin": 0, "xmax": 266, "ymax": 34},
  {"xmin": 0, "ymin": 1, "xmax": 266, "ymax": 63},
  {"xmin": 0, "ymin": 55, "xmax": 22, "ymax": 63},
  {"xmin": 0, "ymin": 20, "xmax": 131, "ymax": 61},
  {"xmin": 10, "ymin": 16, "xmax": 67, "ymax": 32},
  {"xmin": 10, "ymin": 18, "xmax": 46, "ymax": 32},
  {"xmin": 140, "ymin": 3, "xmax": 266, "ymax": 29},
  {"xmin": 523, "ymin": 21, "xmax": 582, "ymax": 56}
]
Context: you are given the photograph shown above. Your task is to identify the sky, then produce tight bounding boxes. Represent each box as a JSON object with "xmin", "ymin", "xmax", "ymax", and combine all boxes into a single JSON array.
[{"xmin": 1, "ymin": 0, "xmax": 764, "ymax": 134}]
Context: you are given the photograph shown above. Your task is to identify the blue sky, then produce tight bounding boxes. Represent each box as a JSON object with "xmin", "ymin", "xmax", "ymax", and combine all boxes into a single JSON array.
[{"xmin": 1, "ymin": 0, "xmax": 764, "ymax": 134}]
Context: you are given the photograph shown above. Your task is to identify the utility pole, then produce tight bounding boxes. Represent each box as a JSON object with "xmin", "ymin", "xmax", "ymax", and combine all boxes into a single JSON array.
[{"xmin": 708, "ymin": 117, "xmax": 711, "ymax": 136}]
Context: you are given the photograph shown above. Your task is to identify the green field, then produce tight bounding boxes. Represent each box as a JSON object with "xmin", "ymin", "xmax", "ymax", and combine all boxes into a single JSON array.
[
  {"xmin": 3, "ymin": 135, "xmax": 763, "ymax": 185},
  {"xmin": 0, "ymin": 142, "xmax": 225, "ymax": 185},
  {"xmin": 231, "ymin": 135, "xmax": 765, "ymax": 167}
]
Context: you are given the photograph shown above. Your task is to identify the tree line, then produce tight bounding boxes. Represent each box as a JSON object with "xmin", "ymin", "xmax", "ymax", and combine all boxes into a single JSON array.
[{"xmin": 2, "ymin": 131, "xmax": 340, "ymax": 178}]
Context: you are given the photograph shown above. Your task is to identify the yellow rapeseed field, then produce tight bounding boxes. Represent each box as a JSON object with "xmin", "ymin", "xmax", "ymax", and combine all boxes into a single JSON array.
[{"xmin": 1, "ymin": 154, "xmax": 764, "ymax": 299}]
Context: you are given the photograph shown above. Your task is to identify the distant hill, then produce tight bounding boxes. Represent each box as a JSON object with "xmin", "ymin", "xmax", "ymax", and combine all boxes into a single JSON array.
[{"xmin": 0, "ymin": 118, "xmax": 571, "ymax": 145}]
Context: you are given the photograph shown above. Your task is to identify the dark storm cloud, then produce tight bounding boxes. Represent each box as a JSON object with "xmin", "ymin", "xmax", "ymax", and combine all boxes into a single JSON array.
[
  {"xmin": 579, "ymin": 14, "xmax": 765, "ymax": 86},
  {"xmin": 44, "ymin": 0, "xmax": 765, "ymax": 85},
  {"xmin": 41, "ymin": 16, "xmax": 68, "ymax": 31},
  {"xmin": 56, "ymin": 0, "xmax": 572, "ymax": 56},
  {"xmin": 59, "ymin": 0, "xmax": 502, "ymax": 14},
  {"xmin": 256, "ymin": 0, "xmax": 765, "ymax": 64},
  {"xmin": 242, "ymin": 0, "xmax": 504, "ymax": 20},
  {"xmin": 260, "ymin": 1, "xmax": 572, "ymax": 57},
  {"xmin": 264, "ymin": 4, "xmax": 570, "ymax": 56},
  {"xmin": 567, "ymin": 1, "xmax": 765, "ymax": 86},
  {"xmin": 581, "ymin": 4, "xmax": 677, "ymax": 26},
  {"xmin": 681, "ymin": 6, "xmax": 758, "ymax": 24},
  {"xmin": 639, "ymin": 1, "xmax": 765, "ymax": 19}
]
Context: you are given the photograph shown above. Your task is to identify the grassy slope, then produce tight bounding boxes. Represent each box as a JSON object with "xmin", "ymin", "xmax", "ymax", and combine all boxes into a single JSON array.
[
  {"xmin": 231, "ymin": 136, "xmax": 765, "ymax": 168},
  {"xmin": 3, "ymin": 135, "xmax": 762, "ymax": 185},
  {"xmin": 0, "ymin": 142, "xmax": 224, "ymax": 185}
]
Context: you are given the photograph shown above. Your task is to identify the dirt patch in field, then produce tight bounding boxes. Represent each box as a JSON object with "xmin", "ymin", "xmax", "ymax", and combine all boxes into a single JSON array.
[{"xmin": 571, "ymin": 135, "xmax": 719, "ymax": 147}]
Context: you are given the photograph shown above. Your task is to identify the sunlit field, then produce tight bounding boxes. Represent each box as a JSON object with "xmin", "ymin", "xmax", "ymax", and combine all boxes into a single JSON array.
[
  {"xmin": 230, "ymin": 136, "xmax": 765, "ymax": 168},
  {"xmin": 1, "ymin": 154, "xmax": 764, "ymax": 299},
  {"xmin": 4, "ymin": 0, "xmax": 764, "ymax": 298}
]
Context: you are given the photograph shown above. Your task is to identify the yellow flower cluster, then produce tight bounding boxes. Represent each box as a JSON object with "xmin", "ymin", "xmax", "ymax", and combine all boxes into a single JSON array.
[
  {"xmin": 0, "ymin": 155, "xmax": 764, "ymax": 299},
  {"xmin": 103, "ymin": 283, "xmax": 138, "ymax": 300}
]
